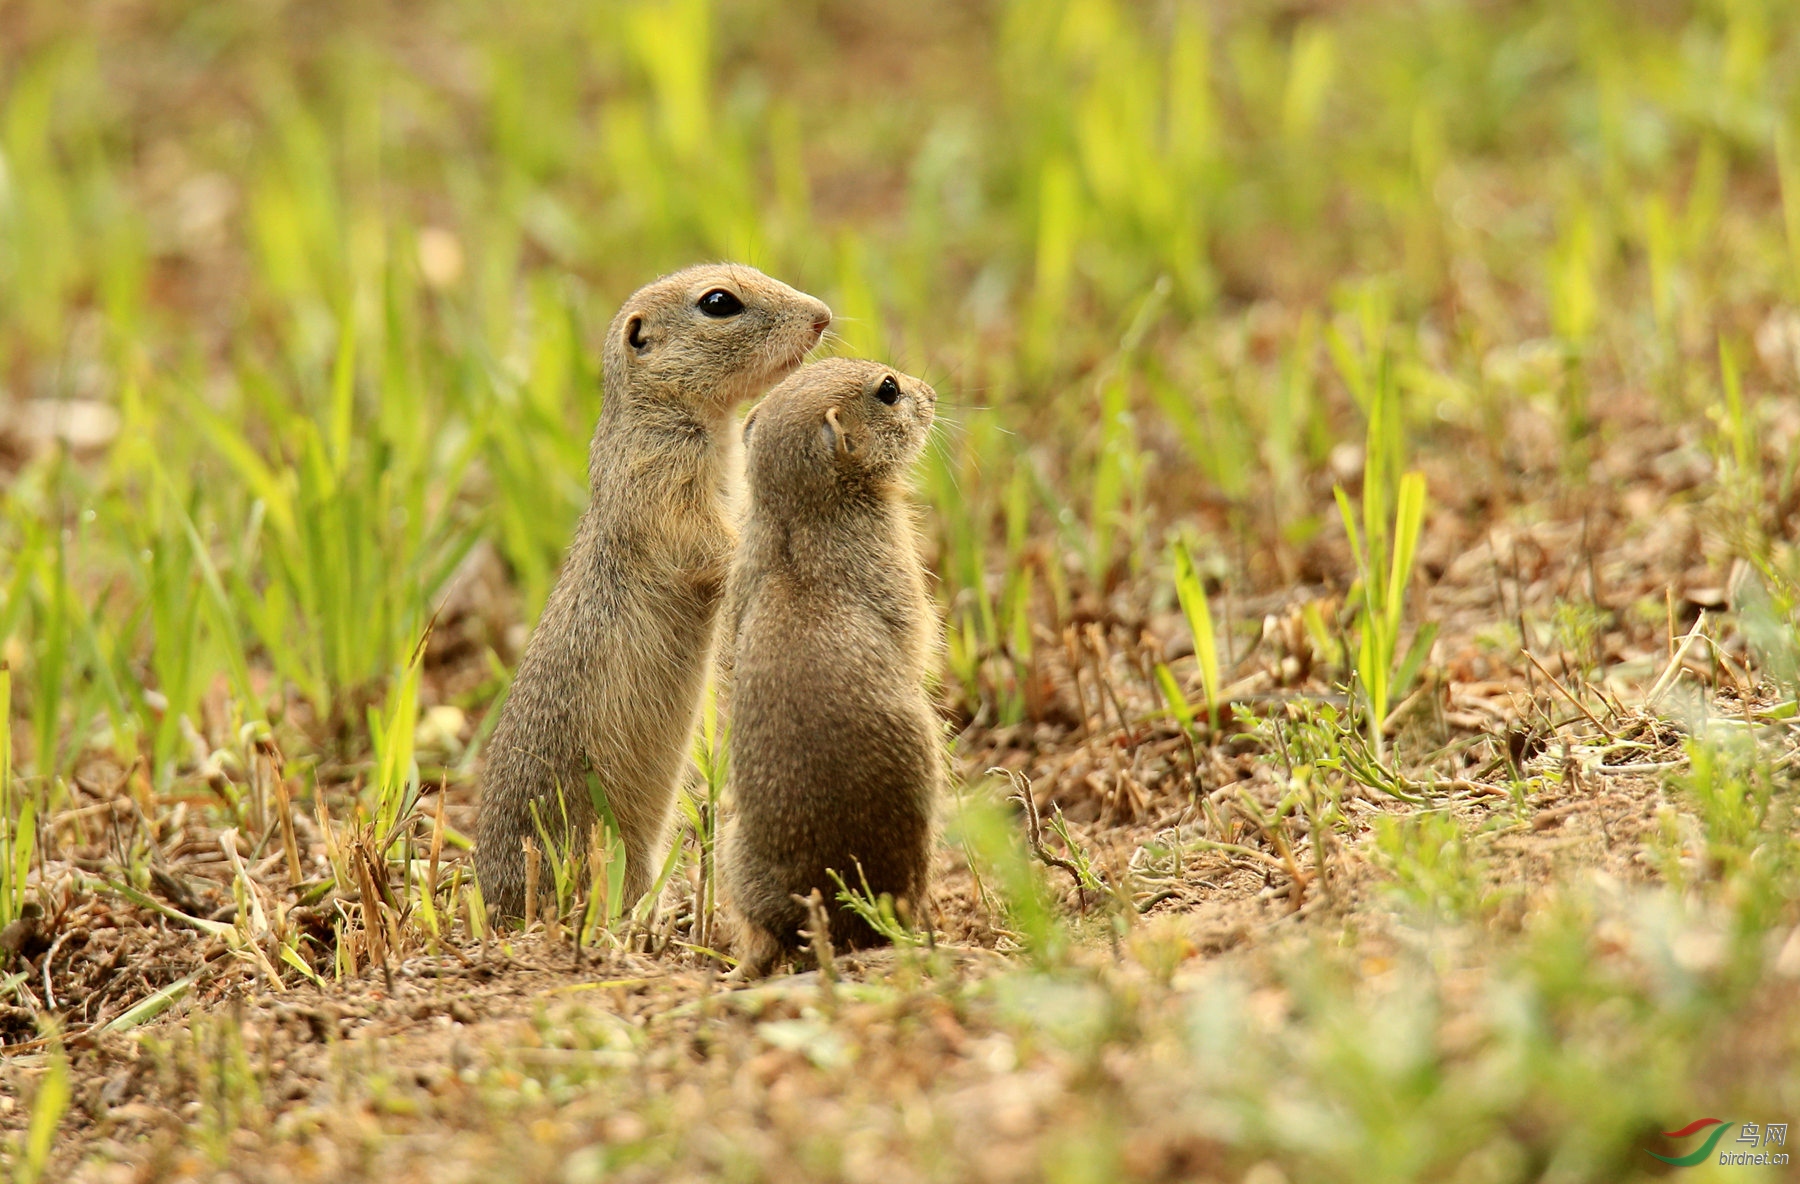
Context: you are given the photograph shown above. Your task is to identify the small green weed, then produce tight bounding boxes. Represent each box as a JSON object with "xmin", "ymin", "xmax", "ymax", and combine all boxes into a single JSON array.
[
  {"xmin": 1170, "ymin": 539, "xmax": 1224, "ymax": 732},
  {"xmin": 1371, "ymin": 811, "xmax": 1498, "ymax": 923},
  {"xmin": 0, "ymin": 668, "xmax": 31, "ymax": 932},
  {"xmin": 1330, "ymin": 341, "xmax": 1435, "ymax": 760}
]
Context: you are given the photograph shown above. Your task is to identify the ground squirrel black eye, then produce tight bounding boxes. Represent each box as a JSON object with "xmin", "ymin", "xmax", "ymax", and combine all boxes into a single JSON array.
[
  {"xmin": 875, "ymin": 375, "xmax": 901, "ymax": 405},
  {"xmin": 697, "ymin": 289, "xmax": 745, "ymax": 318}
]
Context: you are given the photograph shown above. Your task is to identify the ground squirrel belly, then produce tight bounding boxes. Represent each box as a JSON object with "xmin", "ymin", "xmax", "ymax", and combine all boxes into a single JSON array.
[
  {"xmin": 721, "ymin": 358, "xmax": 942, "ymax": 974},
  {"xmin": 477, "ymin": 264, "xmax": 831, "ymax": 922}
]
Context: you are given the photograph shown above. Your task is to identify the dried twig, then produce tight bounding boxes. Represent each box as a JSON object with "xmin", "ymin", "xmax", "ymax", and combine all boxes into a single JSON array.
[
  {"xmin": 1062, "ymin": 626, "xmax": 1092, "ymax": 739},
  {"xmin": 1646, "ymin": 611, "xmax": 1710, "ymax": 708},
  {"xmin": 1521, "ymin": 650, "xmax": 1615, "ymax": 740},
  {"xmin": 40, "ymin": 929, "xmax": 71, "ymax": 1012},
  {"xmin": 993, "ymin": 767, "xmax": 1094, "ymax": 910},
  {"xmin": 523, "ymin": 837, "xmax": 541, "ymax": 931}
]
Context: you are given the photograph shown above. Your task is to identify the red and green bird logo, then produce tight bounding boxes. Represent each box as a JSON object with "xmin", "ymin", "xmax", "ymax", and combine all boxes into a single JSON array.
[{"xmin": 1648, "ymin": 1119, "xmax": 1734, "ymax": 1167}]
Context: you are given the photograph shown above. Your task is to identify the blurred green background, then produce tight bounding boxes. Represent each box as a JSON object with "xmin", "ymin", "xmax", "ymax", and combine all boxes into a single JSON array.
[{"xmin": 1, "ymin": 0, "xmax": 1797, "ymax": 781}]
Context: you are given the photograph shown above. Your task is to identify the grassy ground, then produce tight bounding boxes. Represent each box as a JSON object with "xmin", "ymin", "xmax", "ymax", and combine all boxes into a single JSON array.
[{"xmin": 3, "ymin": 0, "xmax": 1800, "ymax": 1180}]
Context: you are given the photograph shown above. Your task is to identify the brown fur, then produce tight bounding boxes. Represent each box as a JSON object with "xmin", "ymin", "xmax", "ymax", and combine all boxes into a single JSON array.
[
  {"xmin": 477, "ymin": 264, "xmax": 830, "ymax": 922},
  {"xmin": 720, "ymin": 358, "xmax": 942, "ymax": 975}
]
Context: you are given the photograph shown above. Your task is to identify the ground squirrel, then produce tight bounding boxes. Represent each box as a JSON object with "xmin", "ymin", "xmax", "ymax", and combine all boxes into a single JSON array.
[
  {"xmin": 720, "ymin": 358, "xmax": 942, "ymax": 975},
  {"xmin": 477, "ymin": 264, "xmax": 831, "ymax": 922}
]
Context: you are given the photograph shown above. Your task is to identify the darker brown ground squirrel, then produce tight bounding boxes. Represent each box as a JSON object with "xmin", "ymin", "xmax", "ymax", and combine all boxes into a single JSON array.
[
  {"xmin": 477, "ymin": 263, "xmax": 831, "ymax": 922},
  {"xmin": 720, "ymin": 357, "xmax": 942, "ymax": 976}
]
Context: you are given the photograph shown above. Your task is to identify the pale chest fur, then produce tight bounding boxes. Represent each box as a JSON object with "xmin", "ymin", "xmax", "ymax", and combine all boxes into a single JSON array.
[{"xmin": 563, "ymin": 414, "xmax": 738, "ymax": 783}]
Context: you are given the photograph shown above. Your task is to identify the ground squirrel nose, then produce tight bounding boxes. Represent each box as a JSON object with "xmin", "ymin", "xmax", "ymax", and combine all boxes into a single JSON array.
[{"xmin": 809, "ymin": 302, "xmax": 832, "ymax": 336}]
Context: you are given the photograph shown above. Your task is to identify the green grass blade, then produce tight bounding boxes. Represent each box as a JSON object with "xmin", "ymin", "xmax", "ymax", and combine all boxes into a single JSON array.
[
  {"xmin": 0, "ymin": 665, "xmax": 12, "ymax": 925},
  {"xmin": 1779, "ymin": 123, "xmax": 1800, "ymax": 301},
  {"xmin": 632, "ymin": 831, "xmax": 688, "ymax": 925},
  {"xmin": 1333, "ymin": 485, "xmax": 1366, "ymax": 585},
  {"xmin": 1392, "ymin": 621, "xmax": 1439, "ymax": 708},
  {"xmin": 1384, "ymin": 471, "xmax": 1428, "ymax": 639},
  {"xmin": 1172, "ymin": 540, "xmax": 1221, "ymax": 729},
  {"xmin": 374, "ymin": 642, "xmax": 424, "ymax": 841},
  {"xmin": 95, "ymin": 877, "xmax": 234, "ymax": 937},
  {"xmin": 279, "ymin": 941, "xmax": 328, "ymax": 990},
  {"xmin": 1154, "ymin": 663, "xmax": 1196, "ymax": 735},
  {"xmin": 19, "ymin": 1039, "xmax": 70, "ymax": 1184},
  {"xmin": 160, "ymin": 473, "xmax": 259, "ymax": 717},
  {"xmin": 12, "ymin": 799, "xmax": 35, "ymax": 921},
  {"xmin": 99, "ymin": 973, "xmax": 198, "ymax": 1034},
  {"xmin": 329, "ymin": 307, "xmax": 357, "ymax": 476}
]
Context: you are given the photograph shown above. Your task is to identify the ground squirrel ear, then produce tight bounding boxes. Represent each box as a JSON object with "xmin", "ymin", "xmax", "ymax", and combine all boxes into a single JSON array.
[
  {"xmin": 625, "ymin": 314, "xmax": 649, "ymax": 354},
  {"xmin": 821, "ymin": 406, "xmax": 852, "ymax": 459},
  {"xmin": 743, "ymin": 408, "xmax": 759, "ymax": 443}
]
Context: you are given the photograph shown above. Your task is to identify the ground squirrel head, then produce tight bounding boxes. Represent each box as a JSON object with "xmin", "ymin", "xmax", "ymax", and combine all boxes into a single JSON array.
[
  {"xmin": 743, "ymin": 358, "xmax": 937, "ymax": 503},
  {"xmin": 603, "ymin": 263, "xmax": 832, "ymax": 419}
]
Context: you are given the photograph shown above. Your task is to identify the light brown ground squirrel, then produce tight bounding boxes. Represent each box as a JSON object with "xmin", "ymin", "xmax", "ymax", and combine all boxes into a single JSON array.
[
  {"xmin": 721, "ymin": 357, "xmax": 942, "ymax": 975},
  {"xmin": 477, "ymin": 264, "xmax": 831, "ymax": 922}
]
